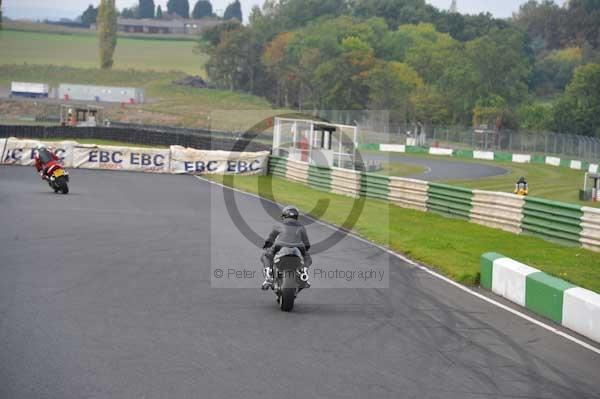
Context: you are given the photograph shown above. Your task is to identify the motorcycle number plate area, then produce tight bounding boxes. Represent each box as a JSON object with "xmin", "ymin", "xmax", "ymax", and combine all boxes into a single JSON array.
[{"xmin": 53, "ymin": 169, "xmax": 65, "ymax": 177}]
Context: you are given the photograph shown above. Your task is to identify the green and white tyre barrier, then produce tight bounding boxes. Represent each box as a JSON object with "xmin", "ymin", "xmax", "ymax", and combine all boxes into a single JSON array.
[
  {"xmin": 581, "ymin": 207, "xmax": 600, "ymax": 251},
  {"xmin": 388, "ymin": 177, "xmax": 428, "ymax": 211},
  {"xmin": 470, "ymin": 191, "xmax": 524, "ymax": 234},
  {"xmin": 331, "ymin": 167, "xmax": 361, "ymax": 197},
  {"xmin": 481, "ymin": 253, "xmax": 600, "ymax": 343},
  {"xmin": 267, "ymin": 155, "xmax": 600, "ymax": 253},
  {"xmin": 284, "ymin": 158, "xmax": 309, "ymax": 184}
]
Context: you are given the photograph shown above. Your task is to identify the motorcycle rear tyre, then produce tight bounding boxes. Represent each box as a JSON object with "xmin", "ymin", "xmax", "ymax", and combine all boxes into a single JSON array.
[{"xmin": 280, "ymin": 288, "xmax": 295, "ymax": 312}]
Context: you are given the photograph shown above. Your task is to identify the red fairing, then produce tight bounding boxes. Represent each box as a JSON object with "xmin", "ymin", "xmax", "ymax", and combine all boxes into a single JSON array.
[{"xmin": 35, "ymin": 151, "xmax": 62, "ymax": 173}]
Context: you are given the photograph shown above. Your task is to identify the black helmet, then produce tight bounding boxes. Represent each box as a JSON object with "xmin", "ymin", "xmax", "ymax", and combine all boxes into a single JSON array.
[
  {"xmin": 281, "ymin": 206, "xmax": 299, "ymax": 220},
  {"xmin": 518, "ymin": 176, "xmax": 526, "ymax": 183}
]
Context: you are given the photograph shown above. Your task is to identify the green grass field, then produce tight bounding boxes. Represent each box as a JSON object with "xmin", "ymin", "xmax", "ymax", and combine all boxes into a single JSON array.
[
  {"xmin": 42, "ymin": 138, "xmax": 168, "ymax": 148},
  {"xmin": 0, "ymin": 64, "xmax": 274, "ymax": 131},
  {"xmin": 376, "ymin": 151, "xmax": 599, "ymax": 207},
  {"xmin": 0, "ymin": 30, "xmax": 205, "ymax": 75},
  {"xmin": 211, "ymin": 174, "xmax": 600, "ymax": 293}
]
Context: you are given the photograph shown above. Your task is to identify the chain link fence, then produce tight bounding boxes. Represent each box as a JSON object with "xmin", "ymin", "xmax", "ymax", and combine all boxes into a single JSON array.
[{"xmin": 357, "ymin": 122, "xmax": 600, "ymax": 161}]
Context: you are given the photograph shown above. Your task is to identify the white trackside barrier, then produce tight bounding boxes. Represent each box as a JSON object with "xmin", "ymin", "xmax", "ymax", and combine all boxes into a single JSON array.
[
  {"xmin": 429, "ymin": 147, "xmax": 453, "ymax": 156},
  {"xmin": 562, "ymin": 287, "xmax": 600, "ymax": 343},
  {"xmin": 74, "ymin": 144, "xmax": 171, "ymax": 173},
  {"xmin": 380, "ymin": 144, "xmax": 406, "ymax": 153},
  {"xmin": 570, "ymin": 160, "xmax": 582, "ymax": 170},
  {"xmin": 512, "ymin": 154, "xmax": 531, "ymax": 163},
  {"xmin": 1, "ymin": 138, "xmax": 76, "ymax": 167},
  {"xmin": 1, "ymin": 138, "xmax": 270, "ymax": 176},
  {"xmin": 169, "ymin": 146, "xmax": 268, "ymax": 175},
  {"xmin": 589, "ymin": 164, "xmax": 599, "ymax": 173},
  {"xmin": 545, "ymin": 156, "xmax": 561, "ymax": 166},
  {"xmin": 492, "ymin": 258, "xmax": 539, "ymax": 307},
  {"xmin": 473, "ymin": 151, "xmax": 494, "ymax": 160}
]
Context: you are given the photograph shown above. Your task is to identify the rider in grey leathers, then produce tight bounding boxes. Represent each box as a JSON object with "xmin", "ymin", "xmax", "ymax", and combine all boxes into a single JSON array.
[{"xmin": 261, "ymin": 206, "xmax": 312, "ymax": 290}]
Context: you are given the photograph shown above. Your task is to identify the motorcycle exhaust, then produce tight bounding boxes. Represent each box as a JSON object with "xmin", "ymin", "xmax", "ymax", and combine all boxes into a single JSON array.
[{"xmin": 298, "ymin": 268, "xmax": 309, "ymax": 282}]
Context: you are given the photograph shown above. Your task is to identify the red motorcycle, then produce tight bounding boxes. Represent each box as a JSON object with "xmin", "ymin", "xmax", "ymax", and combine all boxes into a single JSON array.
[{"xmin": 46, "ymin": 163, "xmax": 70, "ymax": 194}]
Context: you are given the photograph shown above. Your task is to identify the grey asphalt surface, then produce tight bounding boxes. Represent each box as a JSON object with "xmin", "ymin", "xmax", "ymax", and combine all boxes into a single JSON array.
[
  {"xmin": 1, "ymin": 165, "xmax": 599, "ymax": 399},
  {"xmin": 362, "ymin": 152, "xmax": 507, "ymax": 180}
]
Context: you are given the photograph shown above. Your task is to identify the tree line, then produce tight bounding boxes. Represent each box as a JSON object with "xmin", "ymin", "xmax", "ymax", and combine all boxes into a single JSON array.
[
  {"xmin": 81, "ymin": 0, "xmax": 242, "ymax": 25},
  {"xmin": 200, "ymin": 0, "xmax": 600, "ymax": 137}
]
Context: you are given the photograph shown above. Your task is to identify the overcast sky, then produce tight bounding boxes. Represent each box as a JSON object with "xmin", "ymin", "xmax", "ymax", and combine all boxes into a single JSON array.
[{"xmin": 3, "ymin": 0, "xmax": 567, "ymax": 21}]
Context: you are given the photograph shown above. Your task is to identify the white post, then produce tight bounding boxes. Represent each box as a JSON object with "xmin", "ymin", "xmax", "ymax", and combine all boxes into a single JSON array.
[
  {"xmin": 309, "ymin": 122, "xmax": 314, "ymax": 164},
  {"xmin": 292, "ymin": 121, "xmax": 297, "ymax": 157},
  {"xmin": 353, "ymin": 125, "xmax": 358, "ymax": 169}
]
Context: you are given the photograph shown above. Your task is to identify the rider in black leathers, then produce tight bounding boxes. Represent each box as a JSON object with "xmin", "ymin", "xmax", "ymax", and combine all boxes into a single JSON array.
[{"xmin": 261, "ymin": 206, "xmax": 312, "ymax": 290}]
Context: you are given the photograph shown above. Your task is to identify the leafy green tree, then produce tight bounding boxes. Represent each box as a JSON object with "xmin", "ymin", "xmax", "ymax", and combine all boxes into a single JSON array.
[
  {"xmin": 553, "ymin": 63, "xmax": 600, "ymax": 136},
  {"xmin": 98, "ymin": 0, "xmax": 118, "ymax": 69},
  {"xmin": 80, "ymin": 4, "xmax": 98, "ymax": 27},
  {"xmin": 380, "ymin": 23, "xmax": 459, "ymax": 83},
  {"xmin": 139, "ymin": 0, "xmax": 155, "ymax": 18},
  {"xmin": 224, "ymin": 0, "xmax": 243, "ymax": 21},
  {"xmin": 120, "ymin": 7, "xmax": 136, "ymax": 18},
  {"xmin": 518, "ymin": 102, "xmax": 553, "ymax": 131},
  {"xmin": 531, "ymin": 47, "xmax": 583, "ymax": 94},
  {"xmin": 367, "ymin": 61, "xmax": 423, "ymax": 122},
  {"xmin": 204, "ymin": 26, "xmax": 262, "ymax": 92},
  {"xmin": 464, "ymin": 28, "xmax": 531, "ymax": 105},
  {"xmin": 200, "ymin": 20, "xmax": 242, "ymax": 47},
  {"xmin": 167, "ymin": 0, "xmax": 189, "ymax": 18},
  {"xmin": 277, "ymin": 0, "xmax": 348, "ymax": 30},
  {"xmin": 193, "ymin": 0, "xmax": 213, "ymax": 19},
  {"xmin": 353, "ymin": 0, "xmax": 436, "ymax": 29},
  {"xmin": 410, "ymin": 85, "xmax": 452, "ymax": 125},
  {"xmin": 314, "ymin": 37, "xmax": 376, "ymax": 109},
  {"xmin": 262, "ymin": 32, "xmax": 296, "ymax": 106},
  {"xmin": 156, "ymin": 5, "xmax": 163, "ymax": 19},
  {"xmin": 0, "ymin": 0, "xmax": 3, "ymax": 30}
]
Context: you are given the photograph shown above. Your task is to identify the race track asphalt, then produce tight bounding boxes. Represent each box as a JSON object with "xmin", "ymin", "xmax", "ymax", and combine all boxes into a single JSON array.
[
  {"xmin": 1, "ymin": 166, "xmax": 599, "ymax": 399},
  {"xmin": 362, "ymin": 152, "xmax": 507, "ymax": 180}
]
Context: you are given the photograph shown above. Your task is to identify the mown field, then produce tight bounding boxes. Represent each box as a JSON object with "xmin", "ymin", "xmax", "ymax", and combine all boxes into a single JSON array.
[{"xmin": 0, "ymin": 30, "xmax": 205, "ymax": 75}]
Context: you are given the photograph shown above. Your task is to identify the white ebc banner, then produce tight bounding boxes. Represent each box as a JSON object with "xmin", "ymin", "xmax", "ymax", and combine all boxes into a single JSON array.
[
  {"xmin": 0, "ymin": 137, "xmax": 75, "ymax": 167},
  {"xmin": 73, "ymin": 145, "xmax": 170, "ymax": 173},
  {"xmin": 169, "ymin": 146, "xmax": 269, "ymax": 175}
]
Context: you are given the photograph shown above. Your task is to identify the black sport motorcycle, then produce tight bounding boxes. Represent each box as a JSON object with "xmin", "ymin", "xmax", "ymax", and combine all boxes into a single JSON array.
[{"xmin": 271, "ymin": 247, "xmax": 309, "ymax": 312}]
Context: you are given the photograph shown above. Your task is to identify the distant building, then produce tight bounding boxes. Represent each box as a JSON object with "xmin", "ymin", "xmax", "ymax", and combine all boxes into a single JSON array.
[
  {"xmin": 91, "ymin": 17, "xmax": 223, "ymax": 35},
  {"xmin": 58, "ymin": 84, "xmax": 145, "ymax": 104}
]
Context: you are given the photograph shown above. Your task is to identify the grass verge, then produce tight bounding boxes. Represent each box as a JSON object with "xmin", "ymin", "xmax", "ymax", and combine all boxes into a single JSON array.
[
  {"xmin": 210, "ymin": 173, "xmax": 600, "ymax": 293},
  {"xmin": 378, "ymin": 151, "xmax": 599, "ymax": 208}
]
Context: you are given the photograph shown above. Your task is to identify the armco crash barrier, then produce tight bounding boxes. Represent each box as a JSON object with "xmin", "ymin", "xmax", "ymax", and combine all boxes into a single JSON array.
[
  {"xmin": 267, "ymin": 155, "xmax": 600, "ymax": 253},
  {"xmin": 1, "ymin": 137, "xmax": 269, "ymax": 175},
  {"xmin": 481, "ymin": 253, "xmax": 600, "ymax": 343}
]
